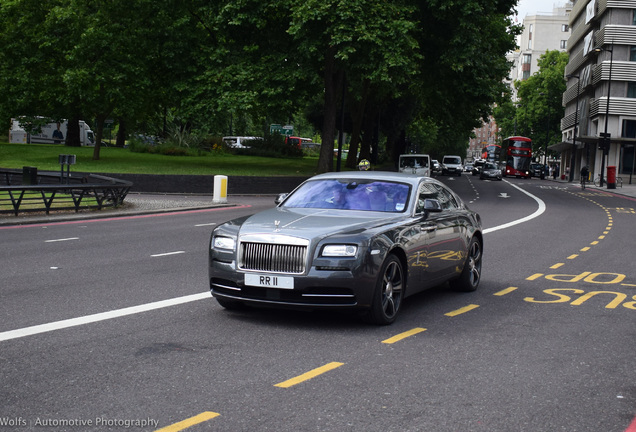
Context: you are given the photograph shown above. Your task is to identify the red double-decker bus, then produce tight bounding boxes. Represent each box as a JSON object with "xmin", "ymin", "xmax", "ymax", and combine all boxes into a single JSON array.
[
  {"xmin": 500, "ymin": 136, "xmax": 532, "ymax": 178},
  {"xmin": 481, "ymin": 144, "xmax": 501, "ymax": 162}
]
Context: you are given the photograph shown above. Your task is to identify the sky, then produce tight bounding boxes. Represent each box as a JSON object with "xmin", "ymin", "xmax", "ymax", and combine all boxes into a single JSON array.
[{"xmin": 513, "ymin": 0, "xmax": 568, "ymax": 20}]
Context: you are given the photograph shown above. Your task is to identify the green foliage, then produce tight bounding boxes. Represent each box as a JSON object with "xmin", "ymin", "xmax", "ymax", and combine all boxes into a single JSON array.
[
  {"xmin": 0, "ymin": 0, "xmax": 521, "ymax": 171},
  {"xmin": 498, "ymin": 50, "xmax": 568, "ymax": 159}
]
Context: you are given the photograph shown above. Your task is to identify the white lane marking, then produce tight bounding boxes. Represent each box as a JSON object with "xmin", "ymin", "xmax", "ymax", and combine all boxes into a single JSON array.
[
  {"xmin": 151, "ymin": 251, "xmax": 186, "ymax": 257},
  {"xmin": 0, "ymin": 292, "xmax": 210, "ymax": 342},
  {"xmin": 195, "ymin": 223, "xmax": 217, "ymax": 227},
  {"xmin": 45, "ymin": 237, "xmax": 79, "ymax": 243},
  {"xmin": 483, "ymin": 180, "xmax": 546, "ymax": 234}
]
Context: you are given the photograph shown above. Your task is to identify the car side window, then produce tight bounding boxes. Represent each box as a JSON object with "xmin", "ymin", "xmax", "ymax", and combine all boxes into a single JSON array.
[
  {"xmin": 430, "ymin": 184, "xmax": 459, "ymax": 210},
  {"xmin": 416, "ymin": 183, "xmax": 438, "ymax": 213}
]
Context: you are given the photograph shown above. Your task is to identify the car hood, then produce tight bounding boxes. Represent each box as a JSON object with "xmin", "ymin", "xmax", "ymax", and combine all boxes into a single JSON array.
[{"xmin": 237, "ymin": 207, "xmax": 403, "ymax": 239}]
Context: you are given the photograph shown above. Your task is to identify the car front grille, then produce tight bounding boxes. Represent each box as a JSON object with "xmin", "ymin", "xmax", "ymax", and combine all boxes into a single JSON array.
[{"xmin": 239, "ymin": 242, "xmax": 307, "ymax": 274}]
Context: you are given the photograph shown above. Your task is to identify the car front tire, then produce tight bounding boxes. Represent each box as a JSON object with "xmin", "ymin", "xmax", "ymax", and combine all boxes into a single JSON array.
[
  {"xmin": 450, "ymin": 236, "xmax": 482, "ymax": 292},
  {"xmin": 364, "ymin": 254, "xmax": 404, "ymax": 325}
]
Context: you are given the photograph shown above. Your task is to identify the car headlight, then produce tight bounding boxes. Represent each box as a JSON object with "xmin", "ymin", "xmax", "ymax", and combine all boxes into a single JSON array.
[
  {"xmin": 213, "ymin": 236, "xmax": 236, "ymax": 250},
  {"xmin": 322, "ymin": 245, "xmax": 358, "ymax": 257}
]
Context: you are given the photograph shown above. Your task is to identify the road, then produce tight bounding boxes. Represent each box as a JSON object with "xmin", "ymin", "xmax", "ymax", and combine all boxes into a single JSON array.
[{"xmin": 0, "ymin": 175, "xmax": 635, "ymax": 432}]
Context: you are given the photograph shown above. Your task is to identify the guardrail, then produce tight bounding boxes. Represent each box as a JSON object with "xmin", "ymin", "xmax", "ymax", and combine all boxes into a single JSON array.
[{"xmin": 0, "ymin": 168, "xmax": 132, "ymax": 216}]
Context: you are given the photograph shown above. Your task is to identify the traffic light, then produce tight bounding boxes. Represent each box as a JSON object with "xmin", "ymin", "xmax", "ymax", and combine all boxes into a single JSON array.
[{"xmin": 598, "ymin": 133, "xmax": 611, "ymax": 152}]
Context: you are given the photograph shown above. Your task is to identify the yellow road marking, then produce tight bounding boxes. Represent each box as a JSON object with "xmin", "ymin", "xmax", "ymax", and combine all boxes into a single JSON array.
[
  {"xmin": 275, "ymin": 362, "xmax": 344, "ymax": 388},
  {"xmin": 527, "ymin": 273, "xmax": 543, "ymax": 280},
  {"xmin": 382, "ymin": 327, "xmax": 427, "ymax": 344},
  {"xmin": 155, "ymin": 411, "xmax": 219, "ymax": 432},
  {"xmin": 445, "ymin": 304, "xmax": 479, "ymax": 317},
  {"xmin": 567, "ymin": 254, "xmax": 578, "ymax": 260},
  {"xmin": 590, "ymin": 241, "xmax": 599, "ymax": 245},
  {"xmin": 580, "ymin": 247, "xmax": 591, "ymax": 252},
  {"xmin": 550, "ymin": 263, "xmax": 564, "ymax": 269},
  {"xmin": 494, "ymin": 287, "xmax": 517, "ymax": 296}
]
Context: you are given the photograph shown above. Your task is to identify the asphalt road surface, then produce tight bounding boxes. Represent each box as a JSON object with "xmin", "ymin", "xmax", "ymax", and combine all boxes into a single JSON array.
[{"xmin": 1, "ymin": 175, "xmax": 635, "ymax": 432}]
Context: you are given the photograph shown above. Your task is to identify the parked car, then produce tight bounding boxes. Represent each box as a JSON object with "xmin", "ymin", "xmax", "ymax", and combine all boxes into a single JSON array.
[
  {"xmin": 208, "ymin": 171, "xmax": 483, "ymax": 325},
  {"xmin": 441, "ymin": 155, "xmax": 463, "ymax": 176},
  {"xmin": 479, "ymin": 162, "xmax": 503, "ymax": 181},
  {"xmin": 472, "ymin": 159, "xmax": 486, "ymax": 176}
]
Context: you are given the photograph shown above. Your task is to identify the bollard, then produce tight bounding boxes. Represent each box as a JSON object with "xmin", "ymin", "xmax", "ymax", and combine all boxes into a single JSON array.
[
  {"xmin": 607, "ymin": 166, "xmax": 616, "ymax": 189},
  {"xmin": 213, "ymin": 175, "xmax": 228, "ymax": 203}
]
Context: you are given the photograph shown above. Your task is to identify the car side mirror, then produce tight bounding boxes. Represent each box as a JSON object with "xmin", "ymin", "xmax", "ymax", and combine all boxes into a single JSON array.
[
  {"xmin": 416, "ymin": 198, "xmax": 442, "ymax": 215},
  {"xmin": 424, "ymin": 198, "xmax": 442, "ymax": 212},
  {"xmin": 275, "ymin": 193, "xmax": 288, "ymax": 205}
]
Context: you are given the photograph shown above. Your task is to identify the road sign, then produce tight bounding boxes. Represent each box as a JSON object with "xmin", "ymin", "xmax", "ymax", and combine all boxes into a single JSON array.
[{"xmin": 270, "ymin": 124, "xmax": 294, "ymax": 136}]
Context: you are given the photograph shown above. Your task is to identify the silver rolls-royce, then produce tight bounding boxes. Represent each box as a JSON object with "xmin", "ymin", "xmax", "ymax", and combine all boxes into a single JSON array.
[{"xmin": 209, "ymin": 171, "xmax": 483, "ymax": 325}]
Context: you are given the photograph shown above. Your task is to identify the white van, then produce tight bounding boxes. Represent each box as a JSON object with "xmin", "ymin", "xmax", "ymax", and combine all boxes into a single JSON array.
[
  {"xmin": 441, "ymin": 155, "xmax": 463, "ymax": 176},
  {"xmin": 10, "ymin": 117, "xmax": 95, "ymax": 146},
  {"xmin": 398, "ymin": 154, "xmax": 431, "ymax": 177},
  {"xmin": 222, "ymin": 136, "xmax": 261, "ymax": 149}
]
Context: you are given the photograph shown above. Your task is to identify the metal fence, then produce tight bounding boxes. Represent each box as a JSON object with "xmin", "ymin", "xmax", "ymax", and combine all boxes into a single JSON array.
[{"xmin": 0, "ymin": 168, "xmax": 132, "ymax": 216}]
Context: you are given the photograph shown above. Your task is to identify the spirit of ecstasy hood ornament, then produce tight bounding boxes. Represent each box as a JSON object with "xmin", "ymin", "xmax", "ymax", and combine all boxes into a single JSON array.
[{"xmin": 274, "ymin": 220, "xmax": 281, "ymax": 232}]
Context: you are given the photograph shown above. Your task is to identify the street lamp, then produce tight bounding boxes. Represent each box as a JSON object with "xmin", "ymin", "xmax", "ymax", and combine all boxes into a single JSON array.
[
  {"xmin": 595, "ymin": 43, "xmax": 613, "ymax": 187},
  {"xmin": 540, "ymin": 91, "xmax": 551, "ymax": 180},
  {"xmin": 566, "ymin": 74, "xmax": 580, "ymax": 182}
]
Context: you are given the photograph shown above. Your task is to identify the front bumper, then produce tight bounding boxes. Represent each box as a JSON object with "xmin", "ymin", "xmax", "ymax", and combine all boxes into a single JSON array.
[{"xmin": 209, "ymin": 257, "xmax": 377, "ymax": 310}]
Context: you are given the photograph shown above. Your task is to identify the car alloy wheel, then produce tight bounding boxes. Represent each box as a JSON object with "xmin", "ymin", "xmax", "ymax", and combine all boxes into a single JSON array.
[
  {"xmin": 366, "ymin": 254, "xmax": 404, "ymax": 325},
  {"xmin": 450, "ymin": 236, "xmax": 482, "ymax": 292}
]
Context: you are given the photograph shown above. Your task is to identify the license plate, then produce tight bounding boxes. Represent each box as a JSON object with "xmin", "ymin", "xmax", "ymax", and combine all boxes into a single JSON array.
[{"xmin": 245, "ymin": 273, "xmax": 294, "ymax": 289}]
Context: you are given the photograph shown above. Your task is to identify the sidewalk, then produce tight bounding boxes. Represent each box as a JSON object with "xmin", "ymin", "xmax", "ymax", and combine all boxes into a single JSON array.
[{"xmin": 547, "ymin": 175, "xmax": 636, "ymax": 200}]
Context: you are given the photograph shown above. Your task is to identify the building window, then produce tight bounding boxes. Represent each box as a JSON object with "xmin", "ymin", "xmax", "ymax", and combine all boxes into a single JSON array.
[
  {"xmin": 633, "ymin": 10, "xmax": 636, "ymax": 25},
  {"xmin": 631, "ymin": 46, "xmax": 636, "ymax": 61},
  {"xmin": 522, "ymin": 54, "xmax": 532, "ymax": 64},
  {"xmin": 562, "ymin": 24, "xmax": 569, "ymax": 32},
  {"xmin": 622, "ymin": 119, "xmax": 636, "ymax": 138},
  {"xmin": 560, "ymin": 40, "xmax": 567, "ymax": 49},
  {"xmin": 628, "ymin": 82, "xmax": 636, "ymax": 98}
]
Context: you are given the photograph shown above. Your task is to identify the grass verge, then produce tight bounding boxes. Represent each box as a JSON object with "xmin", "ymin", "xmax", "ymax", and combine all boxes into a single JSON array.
[{"xmin": 0, "ymin": 142, "xmax": 325, "ymax": 176}]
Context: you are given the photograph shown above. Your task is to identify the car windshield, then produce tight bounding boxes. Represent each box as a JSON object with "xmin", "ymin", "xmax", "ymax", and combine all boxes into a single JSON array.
[
  {"xmin": 485, "ymin": 163, "xmax": 498, "ymax": 169},
  {"xmin": 400, "ymin": 157, "xmax": 428, "ymax": 168},
  {"xmin": 283, "ymin": 179, "xmax": 411, "ymax": 212},
  {"xmin": 444, "ymin": 157, "xmax": 460, "ymax": 164}
]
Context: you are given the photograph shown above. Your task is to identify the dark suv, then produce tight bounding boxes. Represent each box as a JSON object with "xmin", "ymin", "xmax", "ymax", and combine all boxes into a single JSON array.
[
  {"xmin": 530, "ymin": 163, "xmax": 545, "ymax": 177},
  {"xmin": 472, "ymin": 159, "xmax": 486, "ymax": 176}
]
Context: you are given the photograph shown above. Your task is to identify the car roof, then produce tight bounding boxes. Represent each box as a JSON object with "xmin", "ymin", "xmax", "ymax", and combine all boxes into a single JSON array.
[{"xmin": 308, "ymin": 171, "xmax": 435, "ymax": 187}]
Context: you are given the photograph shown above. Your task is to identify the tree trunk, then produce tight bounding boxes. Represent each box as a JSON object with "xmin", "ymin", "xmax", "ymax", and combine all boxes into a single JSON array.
[
  {"xmin": 92, "ymin": 115, "xmax": 107, "ymax": 160},
  {"xmin": 345, "ymin": 79, "xmax": 370, "ymax": 169},
  {"xmin": 116, "ymin": 118, "xmax": 126, "ymax": 147},
  {"xmin": 65, "ymin": 116, "xmax": 81, "ymax": 147},
  {"xmin": 317, "ymin": 48, "xmax": 343, "ymax": 173}
]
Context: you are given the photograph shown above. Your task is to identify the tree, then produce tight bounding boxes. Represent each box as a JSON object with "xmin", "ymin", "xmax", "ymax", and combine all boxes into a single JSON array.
[{"xmin": 508, "ymin": 50, "xmax": 568, "ymax": 159}]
